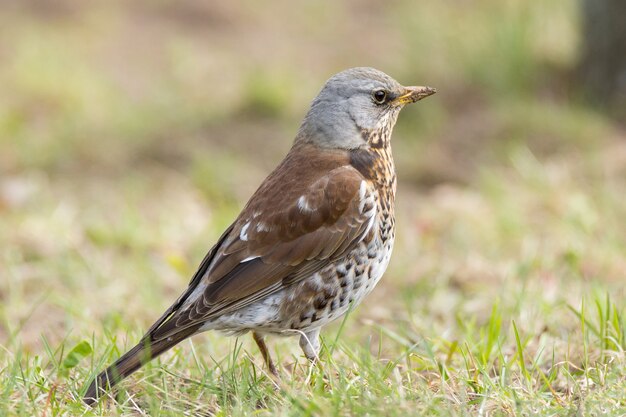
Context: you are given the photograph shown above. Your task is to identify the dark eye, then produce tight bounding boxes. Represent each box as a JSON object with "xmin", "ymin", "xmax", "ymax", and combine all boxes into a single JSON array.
[{"xmin": 372, "ymin": 89, "xmax": 388, "ymax": 104}]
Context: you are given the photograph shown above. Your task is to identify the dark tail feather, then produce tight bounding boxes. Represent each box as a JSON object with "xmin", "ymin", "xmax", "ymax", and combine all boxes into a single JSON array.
[{"xmin": 83, "ymin": 326, "xmax": 198, "ymax": 405}]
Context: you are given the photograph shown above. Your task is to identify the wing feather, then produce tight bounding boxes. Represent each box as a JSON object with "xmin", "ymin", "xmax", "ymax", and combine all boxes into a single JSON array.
[{"xmin": 149, "ymin": 148, "xmax": 376, "ymax": 341}]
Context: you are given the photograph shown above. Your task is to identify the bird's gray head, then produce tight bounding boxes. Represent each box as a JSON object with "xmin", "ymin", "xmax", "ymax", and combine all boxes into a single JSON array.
[{"xmin": 296, "ymin": 67, "xmax": 435, "ymax": 149}]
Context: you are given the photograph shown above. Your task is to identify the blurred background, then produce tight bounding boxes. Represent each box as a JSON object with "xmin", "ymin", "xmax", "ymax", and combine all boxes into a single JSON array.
[{"xmin": 1, "ymin": 0, "xmax": 625, "ymax": 388}]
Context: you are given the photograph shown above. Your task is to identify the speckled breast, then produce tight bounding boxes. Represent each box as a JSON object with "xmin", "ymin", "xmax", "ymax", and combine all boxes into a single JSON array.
[
  {"xmin": 282, "ymin": 204, "xmax": 395, "ymax": 332},
  {"xmin": 208, "ymin": 145, "xmax": 397, "ymax": 335}
]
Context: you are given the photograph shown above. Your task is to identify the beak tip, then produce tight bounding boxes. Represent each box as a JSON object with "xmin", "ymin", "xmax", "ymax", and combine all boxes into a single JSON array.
[
  {"xmin": 423, "ymin": 86, "xmax": 437, "ymax": 96},
  {"xmin": 395, "ymin": 85, "xmax": 437, "ymax": 105},
  {"xmin": 408, "ymin": 86, "xmax": 437, "ymax": 102}
]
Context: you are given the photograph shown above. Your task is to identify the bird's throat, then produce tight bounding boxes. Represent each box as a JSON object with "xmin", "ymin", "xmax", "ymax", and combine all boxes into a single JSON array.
[{"xmin": 349, "ymin": 146, "xmax": 396, "ymax": 198}]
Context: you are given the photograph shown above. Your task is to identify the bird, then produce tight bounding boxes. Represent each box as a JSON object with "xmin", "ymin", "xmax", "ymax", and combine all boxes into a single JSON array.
[{"xmin": 83, "ymin": 67, "xmax": 435, "ymax": 405}]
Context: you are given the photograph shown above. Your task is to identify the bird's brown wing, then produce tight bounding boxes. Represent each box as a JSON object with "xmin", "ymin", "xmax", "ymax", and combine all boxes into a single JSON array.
[{"xmin": 149, "ymin": 148, "xmax": 376, "ymax": 341}]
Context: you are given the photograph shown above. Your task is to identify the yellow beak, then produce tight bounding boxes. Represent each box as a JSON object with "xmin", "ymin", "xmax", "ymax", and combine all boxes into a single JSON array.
[{"xmin": 393, "ymin": 86, "xmax": 437, "ymax": 106}]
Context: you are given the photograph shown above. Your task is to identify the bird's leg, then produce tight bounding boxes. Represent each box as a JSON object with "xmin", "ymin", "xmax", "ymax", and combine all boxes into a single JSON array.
[
  {"xmin": 298, "ymin": 328, "xmax": 321, "ymax": 362},
  {"xmin": 252, "ymin": 332, "xmax": 278, "ymax": 377},
  {"xmin": 299, "ymin": 329, "xmax": 327, "ymax": 383}
]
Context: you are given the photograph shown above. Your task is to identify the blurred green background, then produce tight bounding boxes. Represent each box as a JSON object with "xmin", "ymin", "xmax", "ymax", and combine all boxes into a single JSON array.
[
  {"xmin": 1, "ymin": 1, "xmax": 625, "ymax": 415},
  {"xmin": 0, "ymin": 0, "xmax": 608, "ymax": 181}
]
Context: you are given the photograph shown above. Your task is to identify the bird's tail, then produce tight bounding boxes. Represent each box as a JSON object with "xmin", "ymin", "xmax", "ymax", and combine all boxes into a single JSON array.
[{"xmin": 83, "ymin": 326, "xmax": 198, "ymax": 405}]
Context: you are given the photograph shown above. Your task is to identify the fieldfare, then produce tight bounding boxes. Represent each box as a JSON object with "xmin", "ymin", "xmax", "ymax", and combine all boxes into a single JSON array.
[{"xmin": 84, "ymin": 67, "xmax": 435, "ymax": 404}]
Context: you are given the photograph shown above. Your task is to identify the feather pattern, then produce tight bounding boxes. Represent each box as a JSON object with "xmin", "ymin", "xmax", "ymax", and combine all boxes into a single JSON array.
[{"xmin": 149, "ymin": 143, "xmax": 376, "ymax": 341}]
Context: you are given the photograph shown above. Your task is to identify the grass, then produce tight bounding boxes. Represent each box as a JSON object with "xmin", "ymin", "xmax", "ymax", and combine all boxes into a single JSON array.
[{"xmin": 1, "ymin": 0, "xmax": 625, "ymax": 416}]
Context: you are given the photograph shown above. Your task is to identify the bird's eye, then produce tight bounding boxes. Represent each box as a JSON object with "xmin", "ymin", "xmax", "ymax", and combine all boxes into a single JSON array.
[{"xmin": 372, "ymin": 89, "xmax": 388, "ymax": 104}]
